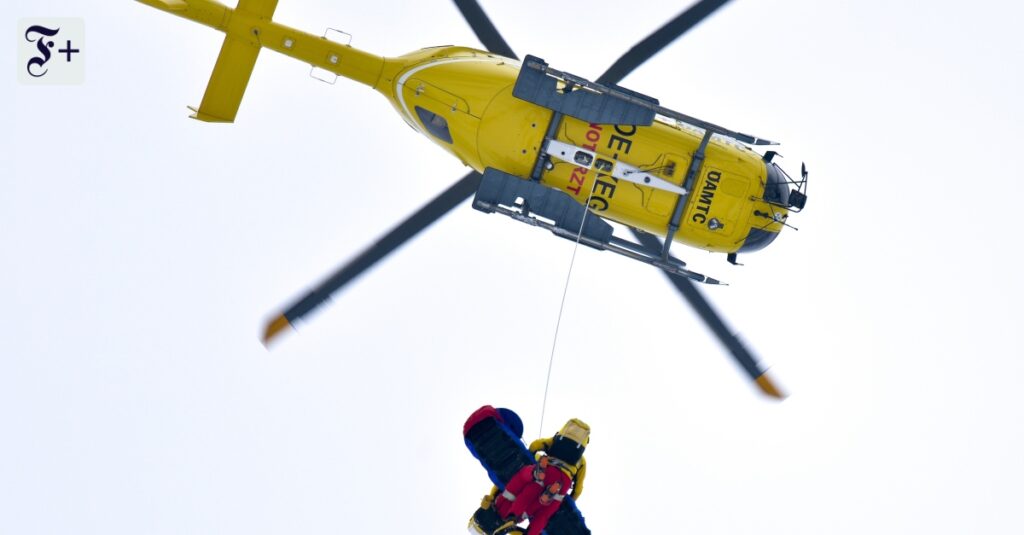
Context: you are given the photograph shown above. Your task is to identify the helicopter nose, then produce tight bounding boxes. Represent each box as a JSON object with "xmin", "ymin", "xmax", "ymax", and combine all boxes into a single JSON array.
[
  {"xmin": 737, "ymin": 162, "xmax": 790, "ymax": 253},
  {"xmin": 737, "ymin": 225, "xmax": 780, "ymax": 253}
]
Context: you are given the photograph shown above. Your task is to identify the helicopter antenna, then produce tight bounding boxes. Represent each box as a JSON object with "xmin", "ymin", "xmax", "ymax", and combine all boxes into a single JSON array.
[{"xmin": 753, "ymin": 210, "xmax": 799, "ymax": 231}]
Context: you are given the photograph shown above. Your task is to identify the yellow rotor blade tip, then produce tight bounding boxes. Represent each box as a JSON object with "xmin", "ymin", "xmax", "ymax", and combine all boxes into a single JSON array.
[
  {"xmin": 755, "ymin": 373, "xmax": 786, "ymax": 399},
  {"xmin": 262, "ymin": 314, "xmax": 293, "ymax": 346}
]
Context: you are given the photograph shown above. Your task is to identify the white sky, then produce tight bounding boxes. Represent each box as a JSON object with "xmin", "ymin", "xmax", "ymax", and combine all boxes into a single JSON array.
[{"xmin": 3, "ymin": 0, "xmax": 1023, "ymax": 534}]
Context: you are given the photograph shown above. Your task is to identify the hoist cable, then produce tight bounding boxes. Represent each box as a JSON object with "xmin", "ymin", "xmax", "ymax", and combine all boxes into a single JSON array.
[{"xmin": 538, "ymin": 180, "xmax": 599, "ymax": 438}]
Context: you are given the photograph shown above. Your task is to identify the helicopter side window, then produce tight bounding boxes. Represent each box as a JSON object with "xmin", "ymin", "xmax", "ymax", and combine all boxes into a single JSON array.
[
  {"xmin": 763, "ymin": 163, "xmax": 791, "ymax": 206},
  {"xmin": 414, "ymin": 106, "xmax": 453, "ymax": 144}
]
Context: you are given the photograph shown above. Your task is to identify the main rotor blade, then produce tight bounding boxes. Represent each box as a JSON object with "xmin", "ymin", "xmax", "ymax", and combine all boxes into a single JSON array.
[
  {"xmin": 597, "ymin": 1, "xmax": 780, "ymax": 397},
  {"xmin": 630, "ymin": 229, "xmax": 784, "ymax": 399},
  {"xmin": 451, "ymin": 0, "xmax": 517, "ymax": 59},
  {"xmin": 263, "ymin": 171, "xmax": 482, "ymax": 345},
  {"xmin": 597, "ymin": 0, "xmax": 732, "ymax": 85},
  {"xmin": 267, "ymin": 0, "xmax": 512, "ymax": 345}
]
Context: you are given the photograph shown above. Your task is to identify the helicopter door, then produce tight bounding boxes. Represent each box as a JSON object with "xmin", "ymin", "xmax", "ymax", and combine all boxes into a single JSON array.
[
  {"xmin": 683, "ymin": 164, "xmax": 752, "ymax": 241},
  {"xmin": 643, "ymin": 153, "xmax": 688, "ymax": 217}
]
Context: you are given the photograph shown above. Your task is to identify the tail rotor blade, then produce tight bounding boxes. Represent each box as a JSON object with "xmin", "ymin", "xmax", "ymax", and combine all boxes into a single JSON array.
[{"xmin": 263, "ymin": 172, "xmax": 482, "ymax": 345}]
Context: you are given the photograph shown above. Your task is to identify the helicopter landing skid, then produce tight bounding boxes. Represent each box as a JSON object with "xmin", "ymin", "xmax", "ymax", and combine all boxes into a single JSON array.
[{"xmin": 473, "ymin": 168, "xmax": 724, "ymax": 285}]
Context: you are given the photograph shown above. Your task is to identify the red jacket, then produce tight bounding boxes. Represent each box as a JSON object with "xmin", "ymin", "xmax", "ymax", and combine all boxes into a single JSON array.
[{"xmin": 494, "ymin": 461, "xmax": 572, "ymax": 535}]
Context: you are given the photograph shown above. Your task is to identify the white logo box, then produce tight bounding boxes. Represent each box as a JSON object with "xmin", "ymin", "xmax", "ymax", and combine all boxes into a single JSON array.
[{"xmin": 19, "ymin": 17, "xmax": 85, "ymax": 85}]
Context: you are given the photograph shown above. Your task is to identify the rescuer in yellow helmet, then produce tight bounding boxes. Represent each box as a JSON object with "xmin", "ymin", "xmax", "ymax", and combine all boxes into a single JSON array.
[
  {"xmin": 527, "ymin": 418, "xmax": 589, "ymax": 500},
  {"xmin": 481, "ymin": 417, "xmax": 590, "ymax": 513}
]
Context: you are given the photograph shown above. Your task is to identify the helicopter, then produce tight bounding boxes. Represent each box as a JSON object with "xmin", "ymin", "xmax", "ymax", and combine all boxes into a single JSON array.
[{"xmin": 136, "ymin": 0, "xmax": 808, "ymax": 398}]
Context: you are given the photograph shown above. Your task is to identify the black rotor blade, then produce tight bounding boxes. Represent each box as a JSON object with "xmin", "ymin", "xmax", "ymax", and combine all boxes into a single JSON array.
[
  {"xmin": 263, "ymin": 171, "xmax": 482, "ymax": 344},
  {"xmin": 597, "ymin": 0, "xmax": 731, "ymax": 85},
  {"xmin": 266, "ymin": 0, "xmax": 515, "ymax": 345},
  {"xmin": 630, "ymin": 229, "xmax": 783, "ymax": 398},
  {"xmin": 451, "ymin": 0, "xmax": 517, "ymax": 59}
]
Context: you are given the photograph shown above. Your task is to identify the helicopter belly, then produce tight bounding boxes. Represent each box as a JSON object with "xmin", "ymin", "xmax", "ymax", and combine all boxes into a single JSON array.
[
  {"xmin": 382, "ymin": 48, "xmax": 786, "ymax": 254},
  {"xmin": 476, "ymin": 88, "xmax": 554, "ymax": 178},
  {"xmin": 535, "ymin": 118, "xmax": 695, "ymax": 237},
  {"xmin": 643, "ymin": 153, "xmax": 690, "ymax": 217}
]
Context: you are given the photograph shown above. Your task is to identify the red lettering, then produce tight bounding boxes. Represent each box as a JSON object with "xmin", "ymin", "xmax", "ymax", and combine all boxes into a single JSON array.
[
  {"xmin": 568, "ymin": 167, "xmax": 588, "ymax": 196},
  {"xmin": 565, "ymin": 124, "xmax": 606, "ymax": 198}
]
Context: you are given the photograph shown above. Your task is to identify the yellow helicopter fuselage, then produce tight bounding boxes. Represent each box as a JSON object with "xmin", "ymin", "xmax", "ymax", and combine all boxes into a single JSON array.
[
  {"xmin": 378, "ymin": 47, "xmax": 787, "ymax": 253},
  {"xmin": 140, "ymin": 0, "xmax": 788, "ymax": 254}
]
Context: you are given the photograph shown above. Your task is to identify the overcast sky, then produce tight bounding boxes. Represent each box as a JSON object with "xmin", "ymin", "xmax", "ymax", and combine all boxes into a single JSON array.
[{"xmin": 3, "ymin": 1, "xmax": 1023, "ymax": 534}]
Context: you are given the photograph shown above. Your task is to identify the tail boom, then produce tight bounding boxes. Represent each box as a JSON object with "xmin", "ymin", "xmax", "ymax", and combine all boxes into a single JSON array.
[{"xmin": 137, "ymin": 0, "xmax": 385, "ymax": 122}]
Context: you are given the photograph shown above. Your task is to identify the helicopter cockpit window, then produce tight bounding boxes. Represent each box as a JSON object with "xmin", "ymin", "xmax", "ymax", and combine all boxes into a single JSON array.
[
  {"xmin": 414, "ymin": 106, "xmax": 453, "ymax": 144},
  {"xmin": 764, "ymin": 163, "xmax": 790, "ymax": 206}
]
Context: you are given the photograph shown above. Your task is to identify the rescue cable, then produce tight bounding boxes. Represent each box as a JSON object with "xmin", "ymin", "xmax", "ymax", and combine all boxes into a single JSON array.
[{"xmin": 538, "ymin": 177, "xmax": 599, "ymax": 437}]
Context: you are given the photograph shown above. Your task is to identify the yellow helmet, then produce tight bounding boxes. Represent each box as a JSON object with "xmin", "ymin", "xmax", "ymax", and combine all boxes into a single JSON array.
[{"xmin": 558, "ymin": 418, "xmax": 590, "ymax": 447}]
